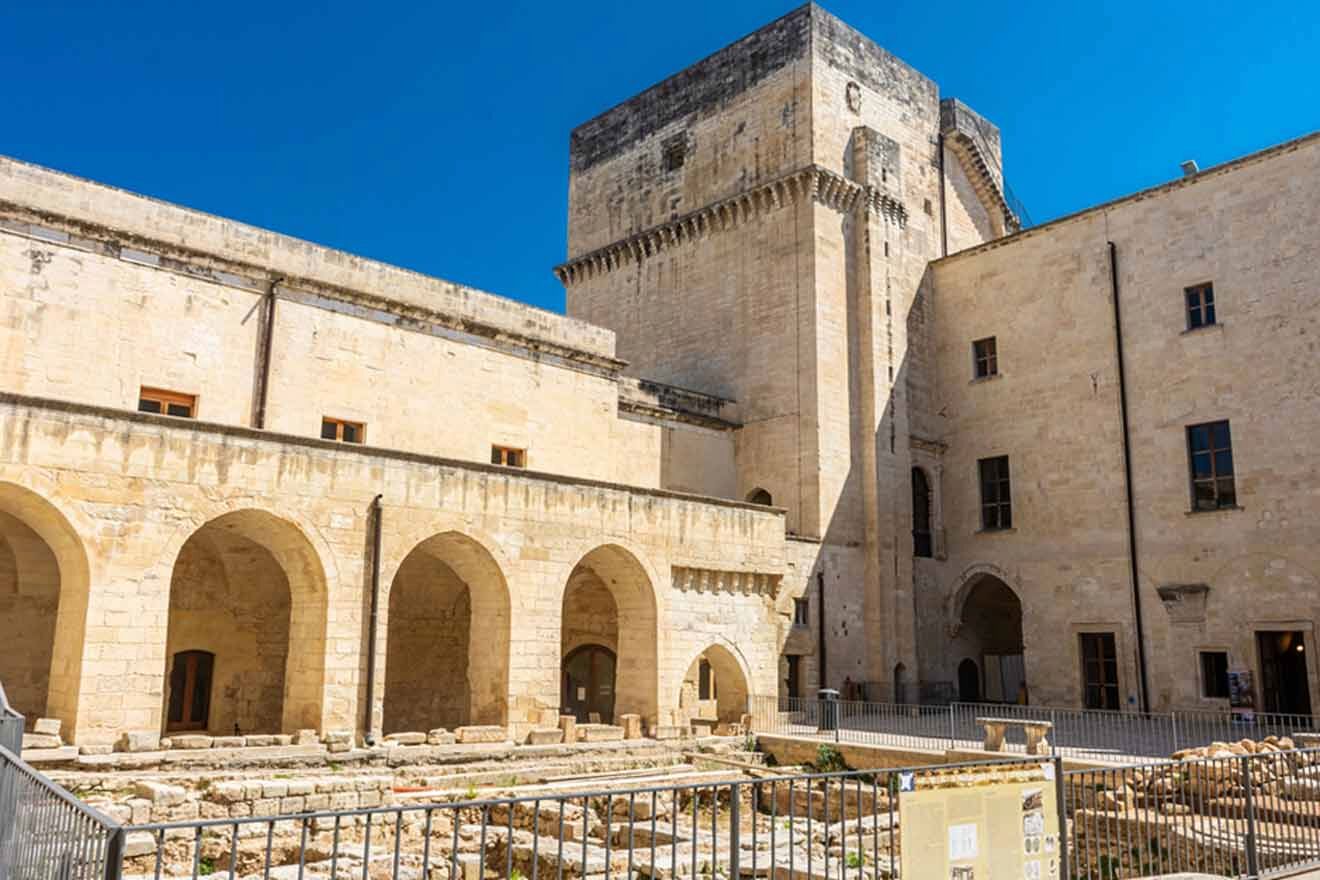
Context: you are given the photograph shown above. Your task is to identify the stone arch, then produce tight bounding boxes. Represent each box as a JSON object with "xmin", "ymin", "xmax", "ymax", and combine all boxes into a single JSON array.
[
  {"xmin": 0, "ymin": 483, "xmax": 91, "ymax": 735},
  {"xmin": 679, "ymin": 641, "xmax": 752, "ymax": 726},
  {"xmin": 746, "ymin": 488, "xmax": 773, "ymax": 506},
  {"xmin": 382, "ymin": 531, "xmax": 511, "ymax": 732},
  {"xmin": 164, "ymin": 509, "xmax": 328, "ymax": 735},
  {"xmin": 559, "ymin": 544, "xmax": 658, "ymax": 725},
  {"xmin": 950, "ymin": 570, "xmax": 1024, "ymax": 704}
]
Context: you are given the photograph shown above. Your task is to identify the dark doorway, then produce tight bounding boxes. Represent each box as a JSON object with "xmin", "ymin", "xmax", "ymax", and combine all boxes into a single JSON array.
[
  {"xmin": 167, "ymin": 650, "xmax": 214, "ymax": 732},
  {"xmin": 1258, "ymin": 631, "xmax": 1313, "ymax": 716},
  {"xmin": 1080, "ymin": 633, "xmax": 1120, "ymax": 710},
  {"xmin": 785, "ymin": 654, "xmax": 801, "ymax": 700},
  {"xmin": 958, "ymin": 658, "xmax": 981, "ymax": 702},
  {"xmin": 561, "ymin": 644, "xmax": 616, "ymax": 723}
]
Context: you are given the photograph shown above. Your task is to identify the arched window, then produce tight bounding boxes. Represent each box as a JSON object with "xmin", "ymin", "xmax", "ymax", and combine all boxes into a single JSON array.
[
  {"xmin": 747, "ymin": 488, "xmax": 773, "ymax": 506},
  {"xmin": 912, "ymin": 468, "xmax": 932, "ymax": 557}
]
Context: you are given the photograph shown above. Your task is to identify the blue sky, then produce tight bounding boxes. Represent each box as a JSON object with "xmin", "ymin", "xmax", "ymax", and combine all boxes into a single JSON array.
[{"xmin": 5, "ymin": 1, "xmax": 1317, "ymax": 314}]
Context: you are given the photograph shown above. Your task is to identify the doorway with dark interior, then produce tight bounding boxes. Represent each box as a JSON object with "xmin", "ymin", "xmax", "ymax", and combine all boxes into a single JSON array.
[
  {"xmin": 561, "ymin": 644, "xmax": 616, "ymax": 723},
  {"xmin": 1257, "ymin": 630, "xmax": 1312, "ymax": 716}
]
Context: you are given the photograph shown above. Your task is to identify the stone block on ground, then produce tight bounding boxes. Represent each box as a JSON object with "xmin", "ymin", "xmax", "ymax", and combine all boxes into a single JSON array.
[
  {"xmin": 652, "ymin": 725, "xmax": 689, "ymax": 740},
  {"xmin": 619, "ymin": 713, "xmax": 642, "ymax": 740},
  {"xmin": 559, "ymin": 715, "xmax": 577, "ymax": 744},
  {"xmin": 577, "ymin": 724, "xmax": 624, "ymax": 742},
  {"xmin": 116, "ymin": 731, "xmax": 161, "ymax": 753},
  {"xmin": 427, "ymin": 728, "xmax": 456, "ymax": 745},
  {"xmin": 691, "ymin": 723, "xmax": 713, "ymax": 737},
  {"xmin": 22, "ymin": 733, "xmax": 61, "ymax": 750},
  {"xmin": 385, "ymin": 731, "xmax": 426, "ymax": 745},
  {"xmin": 171, "ymin": 734, "xmax": 213, "ymax": 750},
  {"xmin": 245, "ymin": 734, "xmax": 279, "ymax": 747},
  {"xmin": 212, "ymin": 736, "xmax": 244, "ymax": 748},
  {"xmin": 33, "ymin": 718, "xmax": 61, "ymax": 738},
  {"xmin": 295, "ymin": 729, "xmax": 319, "ymax": 746},
  {"xmin": 79, "ymin": 744, "xmax": 114, "ymax": 756},
  {"xmin": 455, "ymin": 725, "xmax": 506, "ymax": 744},
  {"xmin": 135, "ymin": 780, "xmax": 188, "ymax": 805},
  {"xmin": 525, "ymin": 727, "xmax": 564, "ymax": 745}
]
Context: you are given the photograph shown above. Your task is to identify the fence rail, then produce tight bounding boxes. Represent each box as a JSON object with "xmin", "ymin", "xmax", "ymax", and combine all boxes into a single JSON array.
[
  {"xmin": 750, "ymin": 694, "xmax": 1320, "ymax": 763},
  {"xmin": 0, "ymin": 743, "xmax": 123, "ymax": 880},
  {"xmin": 0, "ymin": 681, "xmax": 23, "ymax": 758}
]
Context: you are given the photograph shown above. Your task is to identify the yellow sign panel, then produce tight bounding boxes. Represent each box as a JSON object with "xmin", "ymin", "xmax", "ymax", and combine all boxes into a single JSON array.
[{"xmin": 898, "ymin": 762, "xmax": 1060, "ymax": 880}]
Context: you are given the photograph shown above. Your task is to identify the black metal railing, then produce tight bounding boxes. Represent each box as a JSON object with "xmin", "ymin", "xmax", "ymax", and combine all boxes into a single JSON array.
[
  {"xmin": 0, "ymin": 742, "xmax": 124, "ymax": 880},
  {"xmin": 751, "ymin": 694, "xmax": 1320, "ymax": 764},
  {"xmin": 123, "ymin": 755, "xmax": 1051, "ymax": 880},
  {"xmin": 0, "ymin": 680, "xmax": 23, "ymax": 757},
  {"xmin": 1065, "ymin": 746, "xmax": 1320, "ymax": 878}
]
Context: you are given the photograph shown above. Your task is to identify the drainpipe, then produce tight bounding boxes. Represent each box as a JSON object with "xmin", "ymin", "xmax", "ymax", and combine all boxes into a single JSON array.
[
  {"xmin": 1108, "ymin": 242, "xmax": 1152, "ymax": 714},
  {"xmin": 363, "ymin": 494, "xmax": 384, "ymax": 745},
  {"xmin": 817, "ymin": 569, "xmax": 827, "ymax": 691},
  {"xmin": 252, "ymin": 277, "xmax": 281, "ymax": 429}
]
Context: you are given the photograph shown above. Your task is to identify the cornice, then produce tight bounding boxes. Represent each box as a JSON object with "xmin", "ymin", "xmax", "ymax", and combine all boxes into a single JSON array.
[{"xmin": 554, "ymin": 164, "xmax": 908, "ymax": 285}]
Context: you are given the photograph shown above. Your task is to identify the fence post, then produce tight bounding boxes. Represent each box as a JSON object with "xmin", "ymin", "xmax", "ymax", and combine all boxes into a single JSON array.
[
  {"xmin": 1049, "ymin": 708, "xmax": 1057, "ymax": 755},
  {"xmin": 948, "ymin": 704, "xmax": 956, "ymax": 750},
  {"xmin": 1242, "ymin": 754, "xmax": 1260, "ymax": 878},
  {"xmin": 104, "ymin": 826, "xmax": 127, "ymax": 880},
  {"xmin": 1170, "ymin": 712, "xmax": 1179, "ymax": 754},
  {"xmin": 729, "ymin": 782, "xmax": 741, "ymax": 880},
  {"xmin": 1053, "ymin": 756, "xmax": 1068, "ymax": 880}
]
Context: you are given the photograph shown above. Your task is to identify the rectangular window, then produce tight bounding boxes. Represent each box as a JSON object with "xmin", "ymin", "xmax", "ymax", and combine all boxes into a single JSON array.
[
  {"xmin": 138, "ymin": 387, "xmax": 197, "ymax": 418},
  {"xmin": 1185, "ymin": 282, "xmax": 1216, "ymax": 329},
  {"xmin": 491, "ymin": 445, "xmax": 526, "ymax": 468},
  {"xmin": 698, "ymin": 659, "xmax": 714, "ymax": 701},
  {"xmin": 321, "ymin": 417, "xmax": 364, "ymax": 444},
  {"xmin": 978, "ymin": 456, "xmax": 1012, "ymax": 530},
  {"xmin": 973, "ymin": 337, "xmax": 998, "ymax": 378},
  {"xmin": 793, "ymin": 598, "xmax": 809, "ymax": 627},
  {"xmin": 1187, "ymin": 421, "xmax": 1235, "ymax": 511},
  {"xmin": 1080, "ymin": 632, "xmax": 1120, "ymax": 710},
  {"xmin": 1200, "ymin": 651, "xmax": 1230, "ymax": 699}
]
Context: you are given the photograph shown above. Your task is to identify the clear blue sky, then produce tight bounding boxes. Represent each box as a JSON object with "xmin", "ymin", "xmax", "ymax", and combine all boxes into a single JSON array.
[{"xmin": 5, "ymin": 1, "xmax": 1317, "ymax": 314}]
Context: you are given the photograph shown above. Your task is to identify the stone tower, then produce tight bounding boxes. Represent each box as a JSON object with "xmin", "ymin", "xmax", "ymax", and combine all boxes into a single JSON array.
[{"xmin": 558, "ymin": 4, "xmax": 1016, "ymax": 697}]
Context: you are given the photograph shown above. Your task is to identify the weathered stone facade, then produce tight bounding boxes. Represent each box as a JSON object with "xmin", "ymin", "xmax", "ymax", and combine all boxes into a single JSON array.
[{"xmin": 1, "ymin": 3, "xmax": 1317, "ymax": 748}]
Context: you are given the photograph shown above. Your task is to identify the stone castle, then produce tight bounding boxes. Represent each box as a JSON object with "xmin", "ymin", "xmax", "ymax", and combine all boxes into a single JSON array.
[{"xmin": 2, "ymin": 4, "xmax": 1318, "ymax": 747}]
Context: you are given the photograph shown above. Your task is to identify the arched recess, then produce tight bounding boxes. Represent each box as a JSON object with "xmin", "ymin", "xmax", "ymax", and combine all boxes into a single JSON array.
[
  {"xmin": 164, "ymin": 510, "xmax": 328, "ymax": 735},
  {"xmin": 679, "ymin": 643, "xmax": 751, "ymax": 725},
  {"xmin": 746, "ymin": 488, "xmax": 773, "ymax": 506},
  {"xmin": 560, "ymin": 545, "xmax": 658, "ymax": 725},
  {"xmin": 958, "ymin": 658, "xmax": 980, "ymax": 702},
  {"xmin": 955, "ymin": 573, "xmax": 1024, "ymax": 704},
  {"xmin": 383, "ymin": 531, "xmax": 510, "ymax": 732},
  {"xmin": 893, "ymin": 663, "xmax": 909, "ymax": 704},
  {"xmin": 0, "ymin": 483, "xmax": 91, "ymax": 733}
]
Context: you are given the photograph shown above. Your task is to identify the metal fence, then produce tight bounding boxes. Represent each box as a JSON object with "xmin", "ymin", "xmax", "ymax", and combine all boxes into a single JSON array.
[
  {"xmin": 0, "ymin": 680, "xmax": 23, "ymax": 757},
  {"xmin": 123, "ymin": 755, "xmax": 1052, "ymax": 880},
  {"xmin": 750, "ymin": 694, "xmax": 1320, "ymax": 763},
  {"xmin": 0, "ymin": 743, "xmax": 123, "ymax": 880},
  {"xmin": 1065, "ymin": 746, "xmax": 1320, "ymax": 878}
]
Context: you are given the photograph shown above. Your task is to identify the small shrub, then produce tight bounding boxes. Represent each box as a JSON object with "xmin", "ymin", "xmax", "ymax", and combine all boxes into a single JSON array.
[
  {"xmin": 846, "ymin": 852, "xmax": 864, "ymax": 869},
  {"xmin": 198, "ymin": 857, "xmax": 216, "ymax": 876},
  {"xmin": 813, "ymin": 744, "xmax": 848, "ymax": 773}
]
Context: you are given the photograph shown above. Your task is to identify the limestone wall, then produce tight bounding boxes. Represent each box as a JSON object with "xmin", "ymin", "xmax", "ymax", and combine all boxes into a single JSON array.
[
  {"xmin": 0, "ymin": 394, "xmax": 786, "ymax": 744},
  {"xmin": 927, "ymin": 132, "xmax": 1320, "ymax": 710}
]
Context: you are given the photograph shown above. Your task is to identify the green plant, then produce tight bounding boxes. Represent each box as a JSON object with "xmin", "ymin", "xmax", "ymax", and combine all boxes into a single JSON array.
[
  {"xmin": 328, "ymin": 761, "xmax": 342, "ymax": 772},
  {"xmin": 813, "ymin": 744, "xmax": 848, "ymax": 773},
  {"xmin": 743, "ymin": 734, "xmax": 757, "ymax": 752},
  {"xmin": 198, "ymin": 857, "xmax": 216, "ymax": 876},
  {"xmin": 465, "ymin": 783, "xmax": 479, "ymax": 801},
  {"xmin": 510, "ymin": 870, "xmax": 527, "ymax": 880},
  {"xmin": 846, "ymin": 852, "xmax": 864, "ymax": 869}
]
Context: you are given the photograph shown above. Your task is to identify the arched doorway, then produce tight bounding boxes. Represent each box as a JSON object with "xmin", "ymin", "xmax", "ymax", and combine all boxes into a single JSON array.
[
  {"xmin": 679, "ymin": 644, "xmax": 750, "ymax": 726},
  {"xmin": 164, "ymin": 510, "xmax": 327, "ymax": 735},
  {"xmin": 561, "ymin": 644, "xmax": 616, "ymax": 723},
  {"xmin": 384, "ymin": 532, "xmax": 510, "ymax": 732},
  {"xmin": 0, "ymin": 484, "xmax": 91, "ymax": 733},
  {"xmin": 560, "ymin": 545, "xmax": 657, "ymax": 725},
  {"xmin": 893, "ymin": 663, "xmax": 908, "ymax": 704},
  {"xmin": 958, "ymin": 658, "xmax": 981, "ymax": 703},
  {"xmin": 957, "ymin": 575, "xmax": 1025, "ymax": 704}
]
